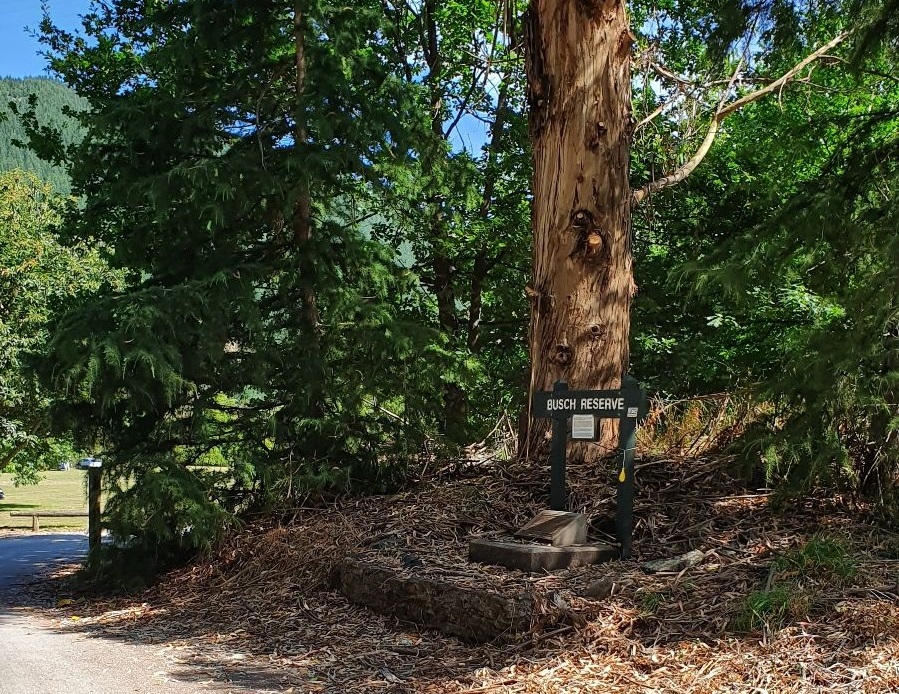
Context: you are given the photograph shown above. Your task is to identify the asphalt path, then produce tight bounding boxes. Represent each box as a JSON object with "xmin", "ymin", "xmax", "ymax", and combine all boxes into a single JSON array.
[
  {"xmin": 0, "ymin": 533, "xmax": 88, "ymax": 593},
  {"xmin": 0, "ymin": 533, "xmax": 208, "ymax": 694}
]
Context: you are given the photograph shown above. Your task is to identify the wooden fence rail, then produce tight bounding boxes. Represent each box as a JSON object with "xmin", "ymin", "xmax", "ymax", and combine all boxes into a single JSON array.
[{"xmin": 9, "ymin": 511, "xmax": 88, "ymax": 532}]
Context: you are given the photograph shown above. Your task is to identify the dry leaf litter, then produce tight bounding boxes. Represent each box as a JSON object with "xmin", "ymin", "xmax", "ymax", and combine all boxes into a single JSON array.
[{"xmin": 24, "ymin": 453, "xmax": 899, "ymax": 693}]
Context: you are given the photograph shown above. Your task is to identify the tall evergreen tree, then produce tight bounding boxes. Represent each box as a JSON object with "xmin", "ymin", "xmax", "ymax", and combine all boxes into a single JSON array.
[
  {"xmin": 690, "ymin": 0, "xmax": 899, "ymax": 508},
  {"xmin": 27, "ymin": 0, "xmax": 438, "ymax": 563}
]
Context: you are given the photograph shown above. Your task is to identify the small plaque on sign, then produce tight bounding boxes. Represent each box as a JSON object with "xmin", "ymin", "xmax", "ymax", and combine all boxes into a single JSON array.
[
  {"xmin": 571, "ymin": 414, "xmax": 595, "ymax": 440},
  {"xmin": 627, "ymin": 407, "xmax": 638, "ymax": 418}
]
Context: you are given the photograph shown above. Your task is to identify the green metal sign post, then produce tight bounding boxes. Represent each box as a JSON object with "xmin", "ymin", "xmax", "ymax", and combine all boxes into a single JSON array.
[{"xmin": 532, "ymin": 375, "xmax": 645, "ymax": 558}]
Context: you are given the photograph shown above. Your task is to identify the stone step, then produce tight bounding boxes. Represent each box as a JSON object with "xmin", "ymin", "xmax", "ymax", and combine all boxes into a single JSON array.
[{"xmin": 469, "ymin": 538, "xmax": 618, "ymax": 573}]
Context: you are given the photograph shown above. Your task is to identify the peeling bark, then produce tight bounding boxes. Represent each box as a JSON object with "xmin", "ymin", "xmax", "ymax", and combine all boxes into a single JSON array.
[
  {"xmin": 523, "ymin": 0, "xmax": 634, "ymax": 462},
  {"xmin": 520, "ymin": 5, "xmax": 845, "ymax": 466}
]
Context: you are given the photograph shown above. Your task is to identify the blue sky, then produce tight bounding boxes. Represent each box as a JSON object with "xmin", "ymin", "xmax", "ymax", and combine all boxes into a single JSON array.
[
  {"xmin": 1, "ymin": 0, "xmax": 90, "ymax": 78},
  {"xmin": 0, "ymin": 0, "xmax": 488, "ymax": 152}
]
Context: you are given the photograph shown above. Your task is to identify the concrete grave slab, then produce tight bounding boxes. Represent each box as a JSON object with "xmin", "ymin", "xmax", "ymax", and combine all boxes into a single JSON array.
[{"xmin": 336, "ymin": 558, "xmax": 531, "ymax": 642}]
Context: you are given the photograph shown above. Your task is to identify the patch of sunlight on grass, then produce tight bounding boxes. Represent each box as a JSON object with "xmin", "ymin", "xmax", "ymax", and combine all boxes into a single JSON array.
[{"xmin": 0, "ymin": 468, "xmax": 92, "ymax": 530}]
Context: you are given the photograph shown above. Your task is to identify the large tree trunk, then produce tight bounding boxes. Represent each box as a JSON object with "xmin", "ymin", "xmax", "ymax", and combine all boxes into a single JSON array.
[{"xmin": 522, "ymin": 0, "xmax": 634, "ymax": 463}]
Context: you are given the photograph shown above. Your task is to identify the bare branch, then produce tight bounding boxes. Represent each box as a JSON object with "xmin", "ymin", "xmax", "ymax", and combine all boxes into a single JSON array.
[
  {"xmin": 634, "ymin": 119, "xmax": 723, "ymax": 204},
  {"xmin": 718, "ymin": 33, "xmax": 848, "ymax": 119},
  {"xmin": 633, "ymin": 32, "xmax": 849, "ymax": 205},
  {"xmin": 443, "ymin": 65, "xmax": 489, "ymax": 139},
  {"xmin": 634, "ymin": 95, "xmax": 680, "ymax": 132},
  {"xmin": 649, "ymin": 61, "xmax": 697, "ymax": 91}
]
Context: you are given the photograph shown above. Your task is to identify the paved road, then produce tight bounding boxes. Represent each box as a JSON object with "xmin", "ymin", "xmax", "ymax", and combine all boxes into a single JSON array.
[
  {"xmin": 0, "ymin": 533, "xmax": 208, "ymax": 694},
  {"xmin": 0, "ymin": 533, "xmax": 88, "ymax": 593}
]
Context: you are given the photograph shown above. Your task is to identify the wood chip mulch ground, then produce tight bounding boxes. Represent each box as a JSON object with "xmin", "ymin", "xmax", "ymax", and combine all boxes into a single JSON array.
[{"xmin": 26, "ymin": 454, "xmax": 899, "ymax": 693}]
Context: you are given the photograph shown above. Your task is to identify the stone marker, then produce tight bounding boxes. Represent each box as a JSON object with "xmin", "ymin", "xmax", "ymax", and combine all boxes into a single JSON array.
[
  {"xmin": 469, "ymin": 538, "xmax": 617, "ymax": 573},
  {"xmin": 514, "ymin": 510, "xmax": 587, "ymax": 547},
  {"xmin": 336, "ymin": 558, "xmax": 531, "ymax": 643}
]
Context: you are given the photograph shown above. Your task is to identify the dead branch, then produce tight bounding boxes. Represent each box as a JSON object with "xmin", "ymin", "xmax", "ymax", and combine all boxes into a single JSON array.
[
  {"xmin": 635, "ymin": 96, "xmax": 680, "ymax": 132},
  {"xmin": 633, "ymin": 32, "xmax": 849, "ymax": 205},
  {"xmin": 649, "ymin": 61, "xmax": 697, "ymax": 91}
]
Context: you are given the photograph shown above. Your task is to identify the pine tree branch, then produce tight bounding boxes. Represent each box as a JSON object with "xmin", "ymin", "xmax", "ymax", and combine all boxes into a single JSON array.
[{"xmin": 632, "ymin": 32, "xmax": 849, "ymax": 205}]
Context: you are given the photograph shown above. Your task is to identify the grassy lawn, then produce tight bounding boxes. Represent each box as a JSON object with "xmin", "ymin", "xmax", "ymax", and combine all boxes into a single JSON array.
[{"xmin": 0, "ymin": 468, "xmax": 92, "ymax": 530}]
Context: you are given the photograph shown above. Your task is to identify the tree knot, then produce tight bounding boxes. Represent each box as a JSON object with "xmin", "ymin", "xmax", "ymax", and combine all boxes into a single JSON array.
[
  {"xmin": 571, "ymin": 209, "xmax": 595, "ymax": 232},
  {"xmin": 589, "ymin": 323, "xmax": 608, "ymax": 341},
  {"xmin": 551, "ymin": 342, "xmax": 573, "ymax": 366}
]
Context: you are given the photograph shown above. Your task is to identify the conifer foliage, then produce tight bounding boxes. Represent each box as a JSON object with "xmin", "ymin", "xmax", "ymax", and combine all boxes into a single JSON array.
[
  {"xmin": 700, "ymin": 6, "xmax": 899, "ymax": 512},
  {"xmin": 0, "ymin": 77, "xmax": 85, "ymax": 193},
  {"xmin": 29, "ymin": 0, "xmax": 439, "ymax": 564}
]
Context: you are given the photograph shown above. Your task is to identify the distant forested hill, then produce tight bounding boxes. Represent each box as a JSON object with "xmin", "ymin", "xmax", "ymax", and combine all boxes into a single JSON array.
[{"xmin": 0, "ymin": 77, "xmax": 85, "ymax": 193}]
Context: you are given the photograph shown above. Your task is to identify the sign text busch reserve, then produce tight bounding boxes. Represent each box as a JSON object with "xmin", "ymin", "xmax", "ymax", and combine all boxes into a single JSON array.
[{"xmin": 532, "ymin": 389, "xmax": 637, "ymax": 417}]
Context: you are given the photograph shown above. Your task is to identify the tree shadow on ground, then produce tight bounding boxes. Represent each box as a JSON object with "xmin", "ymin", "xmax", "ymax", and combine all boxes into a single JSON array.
[{"xmin": 13, "ymin": 458, "xmax": 899, "ymax": 693}]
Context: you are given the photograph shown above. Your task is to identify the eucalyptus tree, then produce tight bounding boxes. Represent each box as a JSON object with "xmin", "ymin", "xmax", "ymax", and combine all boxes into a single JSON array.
[{"xmin": 521, "ymin": 0, "xmax": 849, "ymax": 458}]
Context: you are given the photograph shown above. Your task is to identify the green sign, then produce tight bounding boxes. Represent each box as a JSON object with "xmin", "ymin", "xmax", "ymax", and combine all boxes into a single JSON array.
[{"xmin": 530, "ymin": 375, "xmax": 646, "ymax": 559}]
